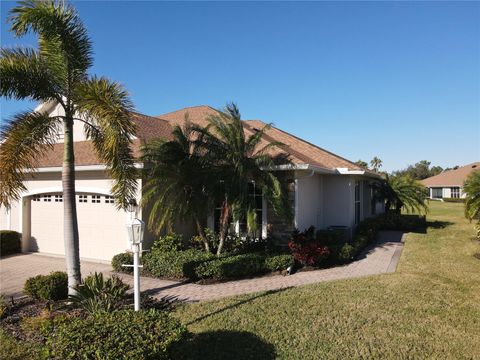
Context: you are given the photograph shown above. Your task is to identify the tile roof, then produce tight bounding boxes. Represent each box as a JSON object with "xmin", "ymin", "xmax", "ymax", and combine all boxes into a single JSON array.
[
  {"xmin": 35, "ymin": 112, "xmax": 173, "ymax": 168},
  {"xmin": 34, "ymin": 104, "xmax": 363, "ymax": 172},
  {"xmin": 421, "ymin": 162, "xmax": 480, "ymax": 187},
  {"xmin": 157, "ymin": 105, "xmax": 363, "ymax": 171}
]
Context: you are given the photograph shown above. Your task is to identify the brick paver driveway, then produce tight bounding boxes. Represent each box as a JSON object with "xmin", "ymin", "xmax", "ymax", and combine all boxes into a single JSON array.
[{"xmin": 0, "ymin": 231, "xmax": 405, "ymax": 302}]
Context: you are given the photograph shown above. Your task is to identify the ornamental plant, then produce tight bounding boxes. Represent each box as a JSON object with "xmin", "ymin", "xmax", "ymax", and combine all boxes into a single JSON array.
[{"xmin": 288, "ymin": 227, "xmax": 330, "ymax": 266}]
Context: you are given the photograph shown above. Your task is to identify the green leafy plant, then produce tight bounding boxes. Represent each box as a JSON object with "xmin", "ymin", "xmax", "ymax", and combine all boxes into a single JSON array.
[
  {"xmin": 0, "ymin": 230, "xmax": 21, "ymax": 256},
  {"xmin": 464, "ymin": 171, "xmax": 480, "ymax": 238},
  {"xmin": 151, "ymin": 233, "xmax": 185, "ymax": 252},
  {"xmin": 195, "ymin": 253, "xmax": 266, "ymax": 280},
  {"xmin": 24, "ymin": 271, "xmax": 68, "ymax": 301},
  {"xmin": 143, "ymin": 249, "xmax": 214, "ymax": 279},
  {"xmin": 0, "ymin": 295, "xmax": 6, "ymax": 318},
  {"xmin": 264, "ymin": 254, "xmax": 294, "ymax": 271},
  {"xmin": 337, "ymin": 243, "xmax": 355, "ymax": 263},
  {"xmin": 111, "ymin": 252, "xmax": 134, "ymax": 273},
  {"xmin": 44, "ymin": 309, "xmax": 187, "ymax": 360},
  {"xmin": 69, "ymin": 272, "xmax": 129, "ymax": 314}
]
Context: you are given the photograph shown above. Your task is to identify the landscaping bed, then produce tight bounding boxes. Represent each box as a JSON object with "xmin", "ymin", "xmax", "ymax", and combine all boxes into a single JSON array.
[{"xmin": 112, "ymin": 213, "xmax": 425, "ymax": 284}]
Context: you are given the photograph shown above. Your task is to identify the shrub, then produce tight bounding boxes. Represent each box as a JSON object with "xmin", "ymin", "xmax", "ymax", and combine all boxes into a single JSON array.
[
  {"xmin": 264, "ymin": 254, "xmax": 294, "ymax": 271},
  {"xmin": 44, "ymin": 309, "xmax": 187, "ymax": 360},
  {"xmin": 24, "ymin": 271, "xmax": 68, "ymax": 301},
  {"xmin": 195, "ymin": 253, "xmax": 266, "ymax": 280},
  {"xmin": 151, "ymin": 233, "xmax": 185, "ymax": 252},
  {"xmin": 337, "ymin": 243, "xmax": 355, "ymax": 263},
  {"xmin": 0, "ymin": 230, "xmax": 21, "ymax": 256},
  {"xmin": 288, "ymin": 227, "xmax": 330, "ymax": 266},
  {"xmin": 69, "ymin": 272, "xmax": 129, "ymax": 314},
  {"xmin": 111, "ymin": 252, "xmax": 134, "ymax": 273},
  {"xmin": 0, "ymin": 295, "xmax": 6, "ymax": 318},
  {"xmin": 143, "ymin": 249, "xmax": 214, "ymax": 279}
]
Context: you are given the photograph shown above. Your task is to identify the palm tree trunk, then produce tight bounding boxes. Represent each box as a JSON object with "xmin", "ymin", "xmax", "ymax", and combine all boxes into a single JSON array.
[
  {"xmin": 63, "ymin": 116, "xmax": 81, "ymax": 294},
  {"xmin": 216, "ymin": 199, "xmax": 230, "ymax": 256},
  {"xmin": 195, "ymin": 219, "xmax": 210, "ymax": 253}
]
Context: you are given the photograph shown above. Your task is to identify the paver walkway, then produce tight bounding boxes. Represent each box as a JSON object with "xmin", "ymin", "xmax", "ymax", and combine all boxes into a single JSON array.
[{"xmin": 0, "ymin": 231, "xmax": 405, "ymax": 302}]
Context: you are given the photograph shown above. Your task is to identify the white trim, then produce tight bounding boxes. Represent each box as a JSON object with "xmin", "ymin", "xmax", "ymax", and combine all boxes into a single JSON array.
[
  {"xmin": 262, "ymin": 196, "xmax": 267, "ymax": 239},
  {"xmin": 266, "ymin": 163, "xmax": 383, "ymax": 179},
  {"xmin": 294, "ymin": 178, "xmax": 299, "ymax": 229},
  {"xmin": 31, "ymin": 163, "xmax": 143, "ymax": 173}
]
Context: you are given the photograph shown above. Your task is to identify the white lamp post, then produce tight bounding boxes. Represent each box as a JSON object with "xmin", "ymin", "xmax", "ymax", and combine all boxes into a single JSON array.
[{"xmin": 126, "ymin": 200, "xmax": 144, "ymax": 311}]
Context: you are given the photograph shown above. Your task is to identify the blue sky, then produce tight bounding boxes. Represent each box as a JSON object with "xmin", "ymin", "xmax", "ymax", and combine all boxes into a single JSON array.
[{"xmin": 1, "ymin": 1, "xmax": 479, "ymax": 172}]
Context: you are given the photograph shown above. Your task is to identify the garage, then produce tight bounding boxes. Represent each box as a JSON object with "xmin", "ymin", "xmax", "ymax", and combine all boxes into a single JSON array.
[{"xmin": 29, "ymin": 192, "xmax": 128, "ymax": 261}]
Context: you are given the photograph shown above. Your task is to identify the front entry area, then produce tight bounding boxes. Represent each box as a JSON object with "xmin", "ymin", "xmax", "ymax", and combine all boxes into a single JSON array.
[{"xmin": 26, "ymin": 192, "xmax": 128, "ymax": 261}]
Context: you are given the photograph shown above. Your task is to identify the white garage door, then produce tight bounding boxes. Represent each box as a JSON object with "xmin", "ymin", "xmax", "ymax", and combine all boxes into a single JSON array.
[{"xmin": 30, "ymin": 193, "xmax": 128, "ymax": 261}]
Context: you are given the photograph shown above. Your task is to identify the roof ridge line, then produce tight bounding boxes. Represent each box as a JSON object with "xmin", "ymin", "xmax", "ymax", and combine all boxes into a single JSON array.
[{"xmin": 155, "ymin": 105, "xmax": 220, "ymax": 119}]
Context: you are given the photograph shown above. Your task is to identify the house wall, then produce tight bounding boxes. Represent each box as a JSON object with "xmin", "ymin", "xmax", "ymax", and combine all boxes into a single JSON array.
[
  {"xmin": 0, "ymin": 170, "xmax": 145, "ymax": 261},
  {"xmin": 294, "ymin": 171, "xmax": 323, "ymax": 232},
  {"xmin": 322, "ymin": 175, "xmax": 354, "ymax": 228}
]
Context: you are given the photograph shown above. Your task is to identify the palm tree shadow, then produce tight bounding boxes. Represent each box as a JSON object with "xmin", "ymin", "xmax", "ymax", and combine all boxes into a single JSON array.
[
  {"xmin": 426, "ymin": 220, "xmax": 454, "ymax": 230},
  {"xmin": 171, "ymin": 330, "xmax": 276, "ymax": 360},
  {"xmin": 186, "ymin": 288, "xmax": 290, "ymax": 326}
]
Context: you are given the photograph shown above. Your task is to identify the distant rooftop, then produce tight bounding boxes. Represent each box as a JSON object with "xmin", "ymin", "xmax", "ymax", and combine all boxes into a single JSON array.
[{"xmin": 421, "ymin": 162, "xmax": 480, "ymax": 187}]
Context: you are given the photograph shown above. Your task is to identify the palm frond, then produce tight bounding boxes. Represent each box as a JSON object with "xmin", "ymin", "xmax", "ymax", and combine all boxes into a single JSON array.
[
  {"xmin": 0, "ymin": 47, "xmax": 57, "ymax": 101},
  {"xmin": 0, "ymin": 111, "xmax": 60, "ymax": 207},
  {"xmin": 9, "ymin": 0, "xmax": 92, "ymax": 76},
  {"xmin": 463, "ymin": 171, "xmax": 480, "ymax": 221},
  {"xmin": 74, "ymin": 76, "xmax": 136, "ymax": 209}
]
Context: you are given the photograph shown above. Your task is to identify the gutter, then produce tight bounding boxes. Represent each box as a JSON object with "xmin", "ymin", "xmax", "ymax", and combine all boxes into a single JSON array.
[
  {"xmin": 28, "ymin": 163, "xmax": 144, "ymax": 173},
  {"xmin": 266, "ymin": 164, "xmax": 384, "ymax": 179}
]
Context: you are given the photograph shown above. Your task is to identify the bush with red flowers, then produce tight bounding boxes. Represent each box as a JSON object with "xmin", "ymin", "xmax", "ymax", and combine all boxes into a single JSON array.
[{"xmin": 288, "ymin": 227, "xmax": 330, "ymax": 266}]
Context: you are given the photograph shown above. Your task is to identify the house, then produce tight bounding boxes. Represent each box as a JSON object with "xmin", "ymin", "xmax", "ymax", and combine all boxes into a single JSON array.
[
  {"xmin": 0, "ymin": 103, "xmax": 384, "ymax": 262},
  {"xmin": 421, "ymin": 162, "xmax": 479, "ymax": 200}
]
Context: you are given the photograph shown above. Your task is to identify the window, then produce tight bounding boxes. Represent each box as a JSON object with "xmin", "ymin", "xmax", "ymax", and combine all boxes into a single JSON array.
[
  {"xmin": 43, "ymin": 195, "xmax": 52, "ymax": 202},
  {"xmin": 104, "ymin": 196, "xmax": 115, "ymax": 204},
  {"xmin": 32, "ymin": 195, "xmax": 41, "ymax": 202},
  {"xmin": 238, "ymin": 182, "xmax": 263, "ymax": 238},
  {"xmin": 55, "ymin": 195, "xmax": 63, "ymax": 202},
  {"xmin": 79, "ymin": 195, "xmax": 88, "ymax": 203},
  {"xmin": 213, "ymin": 181, "xmax": 263, "ymax": 239},
  {"xmin": 431, "ymin": 188, "xmax": 442, "ymax": 199},
  {"xmin": 91, "ymin": 195, "xmax": 101, "ymax": 203},
  {"xmin": 354, "ymin": 181, "xmax": 361, "ymax": 225},
  {"xmin": 451, "ymin": 187, "xmax": 460, "ymax": 199}
]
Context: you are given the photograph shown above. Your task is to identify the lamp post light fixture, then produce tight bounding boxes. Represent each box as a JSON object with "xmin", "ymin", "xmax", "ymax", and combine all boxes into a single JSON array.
[{"xmin": 126, "ymin": 202, "xmax": 144, "ymax": 311}]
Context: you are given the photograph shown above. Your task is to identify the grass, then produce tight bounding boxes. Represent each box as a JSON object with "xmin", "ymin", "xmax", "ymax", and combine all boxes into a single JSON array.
[{"xmin": 174, "ymin": 202, "xmax": 480, "ymax": 359}]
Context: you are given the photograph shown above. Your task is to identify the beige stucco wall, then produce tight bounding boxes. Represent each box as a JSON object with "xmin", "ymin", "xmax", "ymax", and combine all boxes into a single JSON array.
[{"xmin": 0, "ymin": 170, "xmax": 143, "ymax": 262}]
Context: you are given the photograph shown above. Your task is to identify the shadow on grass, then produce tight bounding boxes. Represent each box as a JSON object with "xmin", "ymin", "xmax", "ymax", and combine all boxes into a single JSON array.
[
  {"xmin": 172, "ymin": 330, "xmax": 276, "ymax": 360},
  {"xmin": 186, "ymin": 288, "xmax": 289, "ymax": 326},
  {"xmin": 426, "ymin": 220, "xmax": 454, "ymax": 230}
]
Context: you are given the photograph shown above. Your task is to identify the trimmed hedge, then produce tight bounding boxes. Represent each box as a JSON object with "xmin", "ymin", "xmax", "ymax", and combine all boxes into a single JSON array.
[
  {"xmin": 143, "ymin": 249, "xmax": 214, "ymax": 279},
  {"xmin": 195, "ymin": 253, "xmax": 266, "ymax": 280},
  {"xmin": 24, "ymin": 272, "xmax": 68, "ymax": 301},
  {"xmin": 44, "ymin": 309, "xmax": 187, "ymax": 360},
  {"xmin": 264, "ymin": 254, "xmax": 294, "ymax": 271},
  {"xmin": 0, "ymin": 230, "xmax": 21, "ymax": 256},
  {"xmin": 111, "ymin": 252, "xmax": 134, "ymax": 274}
]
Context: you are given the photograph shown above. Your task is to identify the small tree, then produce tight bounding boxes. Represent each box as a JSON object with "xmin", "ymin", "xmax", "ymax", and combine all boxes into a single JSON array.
[
  {"xmin": 141, "ymin": 120, "xmax": 214, "ymax": 252},
  {"xmin": 372, "ymin": 175, "xmax": 428, "ymax": 214},
  {"xmin": 463, "ymin": 171, "xmax": 480, "ymax": 238}
]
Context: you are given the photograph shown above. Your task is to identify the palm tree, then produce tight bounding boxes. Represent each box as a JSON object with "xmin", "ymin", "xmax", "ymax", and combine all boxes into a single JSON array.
[
  {"xmin": 372, "ymin": 175, "xmax": 428, "ymax": 214},
  {"xmin": 370, "ymin": 157, "xmax": 383, "ymax": 172},
  {"xmin": 141, "ymin": 120, "xmax": 214, "ymax": 252},
  {"xmin": 0, "ymin": 0, "xmax": 137, "ymax": 294},
  {"xmin": 202, "ymin": 104, "xmax": 291, "ymax": 255},
  {"xmin": 463, "ymin": 171, "xmax": 480, "ymax": 236}
]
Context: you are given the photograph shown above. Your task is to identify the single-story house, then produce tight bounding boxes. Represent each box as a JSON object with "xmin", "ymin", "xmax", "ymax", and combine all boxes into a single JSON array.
[
  {"xmin": 421, "ymin": 162, "xmax": 479, "ymax": 200},
  {"xmin": 0, "ymin": 103, "xmax": 384, "ymax": 262}
]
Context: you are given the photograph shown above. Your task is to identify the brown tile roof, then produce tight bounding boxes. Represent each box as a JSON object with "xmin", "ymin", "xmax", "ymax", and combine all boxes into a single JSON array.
[
  {"xmin": 157, "ymin": 105, "xmax": 363, "ymax": 171},
  {"xmin": 34, "ymin": 104, "xmax": 364, "ymax": 172},
  {"xmin": 35, "ymin": 112, "xmax": 173, "ymax": 168},
  {"xmin": 421, "ymin": 162, "xmax": 480, "ymax": 187}
]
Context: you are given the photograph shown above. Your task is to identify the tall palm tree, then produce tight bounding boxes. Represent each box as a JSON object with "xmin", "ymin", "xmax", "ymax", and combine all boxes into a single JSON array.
[
  {"xmin": 372, "ymin": 175, "xmax": 428, "ymax": 214},
  {"xmin": 0, "ymin": 0, "xmax": 137, "ymax": 294},
  {"xmin": 463, "ymin": 171, "xmax": 480, "ymax": 237},
  {"xmin": 141, "ymin": 120, "xmax": 214, "ymax": 252},
  {"xmin": 370, "ymin": 156, "xmax": 383, "ymax": 172},
  {"xmin": 202, "ymin": 104, "xmax": 291, "ymax": 255}
]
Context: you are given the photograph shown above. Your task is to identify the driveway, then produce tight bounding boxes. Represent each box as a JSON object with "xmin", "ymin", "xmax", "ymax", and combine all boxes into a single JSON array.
[{"xmin": 0, "ymin": 231, "xmax": 405, "ymax": 302}]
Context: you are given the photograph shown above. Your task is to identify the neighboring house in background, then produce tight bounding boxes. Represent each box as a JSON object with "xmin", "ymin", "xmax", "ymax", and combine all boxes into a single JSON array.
[
  {"xmin": 0, "ymin": 103, "xmax": 384, "ymax": 262},
  {"xmin": 421, "ymin": 162, "xmax": 480, "ymax": 200}
]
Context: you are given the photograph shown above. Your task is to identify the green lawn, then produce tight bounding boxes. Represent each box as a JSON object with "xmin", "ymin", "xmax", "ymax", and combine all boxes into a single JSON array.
[{"xmin": 174, "ymin": 202, "xmax": 480, "ymax": 359}]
